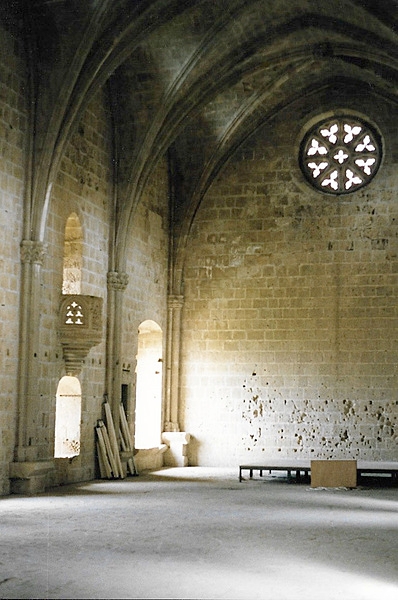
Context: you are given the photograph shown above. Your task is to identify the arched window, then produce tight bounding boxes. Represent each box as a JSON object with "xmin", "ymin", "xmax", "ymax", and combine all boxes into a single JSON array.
[
  {"xmin": 135, "ymin": 320, "xmax": 163, "ymax": 449},
  {"xmin": 54, "ymin": 376, "xmax": 81, "ymax": 458},
  {"xmin": 62, "ymin": 213, "xmax": 83, "ymax": 294}
]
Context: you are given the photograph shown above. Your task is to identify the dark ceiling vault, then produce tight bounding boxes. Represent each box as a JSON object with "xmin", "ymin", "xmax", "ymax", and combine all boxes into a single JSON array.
[{"xmin": 2, "ymin": 0, "xmax": 397, "ymax": 275}]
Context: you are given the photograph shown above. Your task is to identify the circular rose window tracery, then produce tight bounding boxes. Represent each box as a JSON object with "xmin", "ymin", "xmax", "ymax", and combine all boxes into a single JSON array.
[{"xmin": 300, "ymin": 116, "xmax": 381, "ymax": 194}]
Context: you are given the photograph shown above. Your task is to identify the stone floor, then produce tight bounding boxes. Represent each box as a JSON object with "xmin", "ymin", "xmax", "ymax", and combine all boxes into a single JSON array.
[{"xmin": 1, "ymin": 467, "xmax": 397, "ymax": 600}]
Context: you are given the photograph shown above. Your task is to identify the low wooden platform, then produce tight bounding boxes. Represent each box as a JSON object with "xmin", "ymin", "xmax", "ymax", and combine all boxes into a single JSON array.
[
  {"xmin": 357, "ymin": 461, "xmax": 398, "ymax": 481},
  {"xmin": 239, "ymin": 460, "xmax": 398, "ymax": 484},
  {"xmin": 239, "ymin": 461, "xmax": 310, "ymax": 482}
]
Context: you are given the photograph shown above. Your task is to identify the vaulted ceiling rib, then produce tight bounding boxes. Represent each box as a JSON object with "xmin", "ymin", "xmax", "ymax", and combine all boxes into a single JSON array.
[{"xmin": 1, "ymin": 0, "xmax": 397, "ymax": 271}]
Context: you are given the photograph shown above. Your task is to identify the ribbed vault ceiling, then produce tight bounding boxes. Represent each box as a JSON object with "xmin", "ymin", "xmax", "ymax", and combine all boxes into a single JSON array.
[{"xmin": 1, "ymin": 0, "xmax": 397, "ymax": 270}]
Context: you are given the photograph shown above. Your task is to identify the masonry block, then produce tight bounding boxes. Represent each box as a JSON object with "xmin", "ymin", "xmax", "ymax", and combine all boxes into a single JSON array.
[
  {"xmin": 162, "ymin": 432, "xmax": 191, "ymax": 467},
  {"xmin": 134, "ymin": 445, "xmax": 167, "ymax": 472},
  {"xmin": 9, "ymin": 461, "xmax": 54, "ymax": 494}
]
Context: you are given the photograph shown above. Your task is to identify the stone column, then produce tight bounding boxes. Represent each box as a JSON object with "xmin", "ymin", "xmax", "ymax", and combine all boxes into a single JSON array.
[
  {"xmin": 10, "ymin": 240, "xmax": 54, "ymax": 494},
  {"xmin": 16, "ymin": 240, "xmax": 47, "ymax": 458},
  {"xmin": 106, "ymin": 271, "xmax": 129, "ymax": 437},
  {"xmin": 164, "ymin": 294, "xmax": 184, "ymax": 432}
]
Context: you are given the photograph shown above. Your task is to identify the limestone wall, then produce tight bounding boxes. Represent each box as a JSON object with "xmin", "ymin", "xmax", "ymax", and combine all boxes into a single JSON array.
[
  {"xmin": 0, "ymin": 24, "xmax": 27, "ymax": 494},
  {"xmin": 41, "ymin": 89, "xmax": 112, "ymax": 484},
  {"xmin": 181, "ymin": 96, "xmax": 398, "ymax": 466},
  {"xmin": 122, "ymin": 157, "xmax": 170, "ymax": 433}
]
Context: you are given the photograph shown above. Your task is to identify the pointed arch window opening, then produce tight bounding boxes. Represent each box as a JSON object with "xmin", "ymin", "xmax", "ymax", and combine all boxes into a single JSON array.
[
  {"xmin": 56, "ymin": 214, "xmax": 84, "ymax": 457},
  {"xmin": 54, "ymin": 376, "xmax": 82, "ymax": 458},
  {"xmin": 135, "ymin": 321, "xmax": 163, "ymax": 449}
]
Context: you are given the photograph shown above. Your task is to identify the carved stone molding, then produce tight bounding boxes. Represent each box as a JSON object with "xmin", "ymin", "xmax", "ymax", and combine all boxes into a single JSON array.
[
  {"xmin": 163, "ymin": 421, "xmax": 180, "ymax": 432},
  {"xmin": 20, "ymin": 240, "xmax": 48, "ymax": 265},
  {"xmin": 167, "ymin": 294, "xmax": 184, "ymax": 310},
  {"xmin": 58, "ymin": 295, "xmax": 103, "ymax": 375},
  {"xmin": 107, "ymin": 271, "xmax": 129, "ymax": 291}
]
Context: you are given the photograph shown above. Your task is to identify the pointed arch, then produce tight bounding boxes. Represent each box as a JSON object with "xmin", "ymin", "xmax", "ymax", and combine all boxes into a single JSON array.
[
  {"xmin": 135, "ymin": 320, "xmax": 163, "ymax": 449},
  {"xmin": 54, "ymin": 376, "xmax": 82, "ymax": 458}
]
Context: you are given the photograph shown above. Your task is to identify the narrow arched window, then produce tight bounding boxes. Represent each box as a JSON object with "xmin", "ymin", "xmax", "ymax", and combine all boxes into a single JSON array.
[
  {"xmin": 134, "ymin": 320, "xmax": 163, "ymax": 449},
  {"xmin": 62, "ymin": 213, "xmax": 83, "ymax": 294},
  {"xmin": 54, "ymin": 376, "xmax": 82, "ymax": 458}
]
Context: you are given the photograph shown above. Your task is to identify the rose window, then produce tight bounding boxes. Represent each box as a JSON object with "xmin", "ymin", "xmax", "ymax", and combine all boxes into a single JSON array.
[{"xmin": 300, "ymin": 116, "xmax": 381, "ymax": 194}]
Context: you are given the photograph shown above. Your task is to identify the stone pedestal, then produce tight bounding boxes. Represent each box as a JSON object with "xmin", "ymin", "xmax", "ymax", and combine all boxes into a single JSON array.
[
  {"xmin": 134, "ymin": 446, "xmax": 167, "ymax": 472},
  {"xmin": 161, "ymin": 432, "xmax": 190, "ymax": 467},
  {"xmin": 9, "ymin": 460, "xmax": 54, "ymax": 494}
]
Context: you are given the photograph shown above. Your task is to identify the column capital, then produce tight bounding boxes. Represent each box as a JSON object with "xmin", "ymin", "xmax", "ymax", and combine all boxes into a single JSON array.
[
  {"xmin": 163, "ymin": 422, "xmax": 180, "ymax": 433},
  {"xmin": 168, "ymin": 294, "xmax": 184, "ymax": 310},
  {"xmin": 107, "ymin": 271, "xmax": 129, "ymax": 291},
  {"xmin": 20, "ymin": 240, "xmax": 48, "ymax": 265}
]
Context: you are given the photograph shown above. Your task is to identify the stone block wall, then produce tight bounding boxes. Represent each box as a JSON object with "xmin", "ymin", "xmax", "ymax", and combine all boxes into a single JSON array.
[
  {"xmin": 0, "ymin": 23, "xmax": 26, "ymax": 494},
  {"xmin": 181, "ymin": 95, "xmax": 398, "ymax": 466},
  {"xmin": 0, "ymin": 25, "xmax": 171, "ymax": 490},
  {"xmin": 122, "ymin": 157, "xmax": 170, "ymax": 440},
  {"xmin": 41, "ymin": 89, "xmax": 112, "ymax": 484}
]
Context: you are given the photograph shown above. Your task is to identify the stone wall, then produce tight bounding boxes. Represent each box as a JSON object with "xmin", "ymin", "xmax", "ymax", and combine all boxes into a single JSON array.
[
  {"xmin": 122, "ymin": 156, "xmax": 170, "ymax": 438},
  {"xmin": 0, "ymin": 23, "xmax": 27, "ymax": 494},
  {"xmin": 0, "ymin": 26, "xmax": 171, "ymax": 491},
  {"xmin": 1, "ymin": 0, "xmax": 396, "ymax": 495},
  {"xmin": 181, "ymin": 95, "xmax": 398, "ymax": 466},
  {"xmin": 42, "ymin": 88, "xmax": 112, "ymax": 484}
]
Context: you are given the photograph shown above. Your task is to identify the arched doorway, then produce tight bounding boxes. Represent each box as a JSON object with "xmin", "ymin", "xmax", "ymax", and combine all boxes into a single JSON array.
[
  {"xmin": 135, "ymin": 320, "xmax": 163, "ymax": 449},
  {"xmin": 54, "ymin": 376, "xmax": 82, "ymax": 458}
]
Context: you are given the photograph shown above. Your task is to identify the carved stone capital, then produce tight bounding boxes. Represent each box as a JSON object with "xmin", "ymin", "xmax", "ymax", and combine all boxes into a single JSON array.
[
  {"xmin": 167, "ymin": 295, "xmax": 184, "ymax": 310},
  {"xmin": 107, "ymin": 271, "xmax": 129, "ymax": 291},
  {"xmin": 20, "ymin": 240, "xmax": 48, "ymax": 265},
  {"xmin": 163, "ymin": 422, "xmax": 180, "ymax": 433}
]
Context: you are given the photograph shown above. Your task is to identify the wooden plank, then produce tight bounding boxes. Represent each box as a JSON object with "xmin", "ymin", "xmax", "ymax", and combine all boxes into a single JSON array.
[
  {"xmin": 311, "ymin": 460, "xmax": 357, "ymax": 488},
  {"xmin": 119, "ymin": 428, "xmax": 127, "ymax": 452},
  {"xmin": 96, "ymin": 440, "xmax": 112, "ymax": 479},
  {"xmin": 98, "ymin": 422, "xmax": 117, "ymax": 477},
  {"xmin": 119, "ymin": 403, "xmax": 133, "ymax": 451},
  {"xmin": 128, "ymin": 457, "xmax": 138, "ymax": 476},
  {"xmin": 96, "ymin": 427, "xmax": 112, "ymax": 478},
  {"xmin": 98, "ymin": 420, "xmax": 118, "ymax": 477},
  {"xmin": 104, "ymin": 403, "xmax": 124, "ymax": 478},
  {"xmin": 119, "ymin": 415, "xmax": 131, "ymax": 452},
  {"xmin": 96, "ymin": 441, "xmax": 106, "ymax": 478},
  {"xmin": 119, "ymin": 403, "xmax": 138, "ymax": 476}
]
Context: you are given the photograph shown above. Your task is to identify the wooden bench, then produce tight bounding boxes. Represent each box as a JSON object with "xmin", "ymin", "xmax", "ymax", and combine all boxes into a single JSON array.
[
  {"xmin": 239, "ymin": 461, "xmax": 310, "ymax": 482},
  {"xmin": 357, "ymin": 461, "xmax": 398, "ymax": 482},
  {"xmin": 239, "ymin": 460, "xmax": 398, "ymax": 484}
]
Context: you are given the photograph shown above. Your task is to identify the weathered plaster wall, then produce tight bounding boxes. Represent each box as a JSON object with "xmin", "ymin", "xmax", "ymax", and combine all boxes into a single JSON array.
[
  {"xmin": 42, "ymin": 88, "xmax": 112, "ymax": 484},
  {"xmin": 181, "ymin": 94, "xmax": 398, "ymax": 467},
  {"xmin": 0, "ymin": 23, "xmax": 26, "ymax": 494},
  {"xmin": 122, "ymin": 156, "xmax": 170, "ymax": 433}
]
